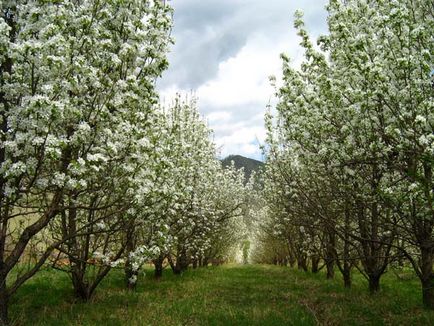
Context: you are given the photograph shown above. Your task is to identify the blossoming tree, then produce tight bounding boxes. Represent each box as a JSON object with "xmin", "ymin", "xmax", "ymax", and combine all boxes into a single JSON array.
[
  {"xmin": 0, "ymin": 0, "xmax": 171, "ymax": 322},
  {"xmin": 262, "ymin": 0, "xmax": 433, "ymax": 307}
]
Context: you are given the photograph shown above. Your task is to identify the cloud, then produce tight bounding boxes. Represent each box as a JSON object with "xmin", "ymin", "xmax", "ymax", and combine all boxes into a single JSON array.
[
  {"xmin": 214, "ymin": 124, "xmax": 267, "ymax": 160},
  {"xmin": 158, "ymin": 0, "xmax": 328, "ymax": 160},
  {"xmin": 197, "ymin": 33, "xmax": 281, "ymax": 109},
  {"xmin": 206, "ymin": 111, "xmax": 232, "ymax": 123}
]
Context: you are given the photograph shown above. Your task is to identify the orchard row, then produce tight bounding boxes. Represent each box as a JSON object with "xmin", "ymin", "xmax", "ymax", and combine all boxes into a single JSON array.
[
  {"xmin": 0, "ymin": 2, "xmax": 249, "ymax": 324},
  {"xmin": 253, "ymin": 0, "xmax": 434, "ymax": 309}
]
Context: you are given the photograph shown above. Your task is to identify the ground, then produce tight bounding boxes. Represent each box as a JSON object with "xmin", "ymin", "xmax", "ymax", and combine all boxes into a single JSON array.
[{"xmin": 11, "ymin": 264, "xmax": 434, "ymax": 325}]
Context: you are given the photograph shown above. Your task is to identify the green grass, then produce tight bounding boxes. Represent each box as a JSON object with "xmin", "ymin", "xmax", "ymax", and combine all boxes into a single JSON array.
[{"xmin": 10, "ymin": 264, "xmax": 434, "ymax": 325}]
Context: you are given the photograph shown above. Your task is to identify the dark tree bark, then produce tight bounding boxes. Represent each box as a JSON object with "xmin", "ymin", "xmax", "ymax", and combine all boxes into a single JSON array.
[
  {"xmin": 325, "ymin": 228, "xmax": 336, "ymax": 279},
  {"xmin": 419, "ymin": 163, "xmax": 434, "ymax": 309},
  {"xmin": 354, "ymin": 173, "xmax": 391, "ymax": 294},
  {"xmin": 297, "ymin": 256, "xmax": 308, "ymax": 272},
  {"xmin": 168, "ymin": 255, "xmax": 181, "ymax": 274},
  {"xmin": 288, "ymin": 253, "xmax": 296, "ymax": 268},
  {"xmin": 125, "ymin": 266, "xmax": 139, "ymax": 290},
  {"xmin": 0, "ymin": 280, "xmax": 8, "ymax": 326},
  {"xmin": 311, "ymin": 256, "xmax": 320, "ymax": 273},
  {"xmin": 420, "ymin": 248, "xmax": 434, "ymax": 308},
  {"xmin": 343, "ymin": 269, "xmax": 352, "ymax": 288},
  {"xmin": 326, "ymin": 261, "xmax": 335, "ymax": 279},
  {"xmin": 422, "ymin": 277, "xmax": 434, "ymax": 309},
  {"xmin": 399, "ymin": 160, "xmax": 434, "ymax": 308},
  {"xmin": 153, "ymin": 255, "xmax": 165, "ymax": 279},
  {"xmin": 177, "ymin": 252, "xmax": 189, "ymax": 272},
  {"xmin": 124, "ymin": 222, "xmax": 137, "ymax": 290},
  {"xmin": 368, "ymin": 274, "xmax": 381, "ymax": 293},
  {"xmin": 342, "ymin": 203, "xmax": 353, "ymax": 288},
  {"xmin": 72, "ymin": 271, "xmax": 91, "ymax": 300}
]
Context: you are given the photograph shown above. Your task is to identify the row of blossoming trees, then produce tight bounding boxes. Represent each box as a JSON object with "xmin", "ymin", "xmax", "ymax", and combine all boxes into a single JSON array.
[
  {"xmin": 0, "ymin": 1, "xmax": 247, "ymax": 324},
  {"xmin": 253, "ymin": 0, "xmax": 434, "ymax": 309}
]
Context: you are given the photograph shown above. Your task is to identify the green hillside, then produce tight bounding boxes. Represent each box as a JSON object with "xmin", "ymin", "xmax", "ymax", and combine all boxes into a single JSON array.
[{"xmin": 221, "ymin": 155, "xmax": 264, "ymax": 181}]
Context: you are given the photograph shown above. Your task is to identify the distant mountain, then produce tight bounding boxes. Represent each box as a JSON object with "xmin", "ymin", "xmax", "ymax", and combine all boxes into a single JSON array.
[{"xmin": 221, "ymin": 155, "xmax": 264, "ymax": 181}]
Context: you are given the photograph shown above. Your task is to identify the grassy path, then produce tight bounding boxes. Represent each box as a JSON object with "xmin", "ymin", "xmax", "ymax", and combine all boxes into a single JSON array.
[{"xmin": 11, "ymin": 265, "xmax": 434, "ymax": 325}]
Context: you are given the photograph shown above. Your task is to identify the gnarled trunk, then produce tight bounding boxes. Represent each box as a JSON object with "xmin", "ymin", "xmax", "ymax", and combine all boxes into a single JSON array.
[
  {"xmin": 154, "ymin": 255, "xmax": 164, "ymax": 278},
  {"xmin": 368, "ymin": 274, "xmax": 381, "ymax": 293},
  {"xmin": 0, "ymin": 280, "xmax": 8, "ymax": 326},
  {"xmin": 343, "ymin": 270, "xmax": 352, "ymax": 288},
  {"xmin": 124, "ymin": 223, "xmax": 137, "ymax": 290},
  {"xmin": 168, "ymin": 255, "xmax": 181, "ymax": 274},
  {"xmin": 311, "ymin": 256, "xmax": 320, "ymax": 273},
  {"xmin": 125, "ymin": 269, "xmax": 138, "ymax": 290},
  {"xmin": 71, "ymin": 269, "xmax": 91, "ymax": 300},
  {"xmin": 326, "ymin": 260, "xmax": 335, "ymax": 279},
  {"xmin": 422, "ymin": 277, "xmax": 434, "ymax": 309},
  {"xmin": 178, "ymin": 254, "xmax": 189, "ymax": 272},
  {"xmin": 342, "ymin": 203, "xmax": 352, "ymax": 288},
  {"xmin": 288, "ymin": 253, "xmax": 296, "ymax": 268},
  {"xmin": 325, "ymin": 229, "xmax": 336, "ymax": 279},
  {"xmin": 297, "ymin": 256, "xmax": 308, "ymax": 272},
  {"xmin": 420, "ymin": 248, "xmax": 434, "ymax": 309}
]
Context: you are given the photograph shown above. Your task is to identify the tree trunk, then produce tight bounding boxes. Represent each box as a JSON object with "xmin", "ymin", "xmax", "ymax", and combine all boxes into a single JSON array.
[
  {"xmin": 325, "ymin": 228, "xmax": 336, "ymax": 279},
  {"xmin": 154, "ymin": 255, "xmax": 164, "ymax": 279},
  {"xmin": 343, "ymin": 270, "xmax": 351, "ymax": 288},
  {"xmin": 343, "ymin": 201, "xmax": 352, "ymax": 288},
  {"xmin": 67, "ymin": 199, "xmax": 92, "ymax": 299},
  {"xmin": 311, "ymin": 256, "xmax": 320, "ymax": 273},
  {"xmin": 124, "ymin": 224, "xmax": 137, "ymax": 290},
  {"xmin": 422, "ymin": 277, "xmax": 434, "ymax": 309},
  {"xmin": 168, "ymin": 256, "xmax": 181, "ymax": 274},
  {"xmin": 420, "ymin": 248, "xmax": 434, "ymax": 309},
  {"xmin": 297, "ymin": 257, "xmax": 308, "ymax": 272},
  {"xmin": 368, "ymin": 274, "xmax": 380, "ymax": 293},
  {"xmin": 125, "ymin": 268, "xmax": 138, "ymax": 290},
  {"xmin": 174, "ymin": 248, "xmax": 189, "ymax": 273},
  {"xmin": 72, "ymin": 270, "xmax": 91, "ymax": 300},
  {"xmin": 288, "ymin": 253, "xmax": 296, "ymax": 268},
  {"xmin": 326, "ymin": 260, "xmax": 335, "ymax": 279},
  {"xmin": 0, "ymin": 282, "xmax": 8, "ymax": 326}
]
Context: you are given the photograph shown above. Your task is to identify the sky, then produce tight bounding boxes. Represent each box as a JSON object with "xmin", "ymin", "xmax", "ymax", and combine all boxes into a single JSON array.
[{"xmin": 158, "ymin": 0, "xmax": 329, "ymax": 161}]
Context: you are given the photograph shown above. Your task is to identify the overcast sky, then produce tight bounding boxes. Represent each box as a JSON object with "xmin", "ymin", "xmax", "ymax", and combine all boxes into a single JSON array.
[{"xmin": 158, "ymin": 0, "xmax": 329, "ymax": 160}]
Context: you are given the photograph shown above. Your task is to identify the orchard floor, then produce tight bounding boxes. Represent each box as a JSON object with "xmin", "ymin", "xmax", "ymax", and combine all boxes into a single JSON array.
[{"xmin": 11, "ymin": 264, "xmax": 434, "ymax": 325}]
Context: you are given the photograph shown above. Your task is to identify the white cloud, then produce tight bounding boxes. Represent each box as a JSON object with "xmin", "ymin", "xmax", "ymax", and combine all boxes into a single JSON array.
[
  {"xmin": 197, "ymin": 34, "xmax": 279, "ymax": 108},
  {"xmin": 158, "ymin": 0, "xmax": 328, "ymax": 160},
  {"xmin": 206, "ymin": 111, "xmax": 232, "ymax": 123},
  {"xmin": 196, "ymin": 30, "xmax": 308, "ymax": 109},
  {"xmin": 196, "ymin": 31, "xmax": 304, "ymax": 159},
  {"xmin": 214, "ymin": 125, "xmax": 266, "ymax": 159}
]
